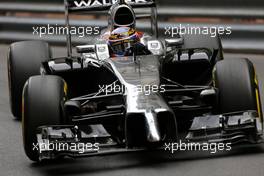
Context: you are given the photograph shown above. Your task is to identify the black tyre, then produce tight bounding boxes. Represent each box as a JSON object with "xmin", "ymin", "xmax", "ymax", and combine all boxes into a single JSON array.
[
  {"xmin": 22, "ymin": 75, "xmax": 67, "ymax": 161},
  {"xmin": 213, "ymin": 58, "xmax": 262, "ymax": 118},
  {"xmin": 8, "ymin": 41, "xmax": 52, "ymax": 119}
]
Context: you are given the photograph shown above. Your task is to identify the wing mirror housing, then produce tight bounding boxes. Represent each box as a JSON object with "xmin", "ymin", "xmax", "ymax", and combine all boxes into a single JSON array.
[
  {"xmin": 76, "ymin": 45, "xmax": 95, "ymax": 53},
  {"xmin": 165, "ymin": 38, "xmax": 184, "ymax": 47},
  {"xmin": 147, "ymin": 40, "xmax": 164, "ymax": 55},
  {"xmin": 96, "ymin": 44, "xmax": 110, "ymax": 60},
  {"xmin": 64, "ymin": 100, "xmax": 81, "ymax": 116},
  {"xmin": 200, "ymin": 88, "xmax": 217, "ymax": 105}
]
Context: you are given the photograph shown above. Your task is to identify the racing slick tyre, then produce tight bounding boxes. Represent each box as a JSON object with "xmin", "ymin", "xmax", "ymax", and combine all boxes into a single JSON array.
[
  {"xmin": 8, "ymin": 41, "xmax": 52, "ymax": 120},
  {"xmin": 213, "ymin": 58, "xmax": 262, "ymax": 118},
  {"xmin": 22, "ymin": 75, "xmax": 67, "ymax": 161}
]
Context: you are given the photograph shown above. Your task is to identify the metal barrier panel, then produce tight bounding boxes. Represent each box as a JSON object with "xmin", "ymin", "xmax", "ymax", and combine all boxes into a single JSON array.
[{"xmin": 0, "ymin": 1, "xmax": 263, "ymax": 53}]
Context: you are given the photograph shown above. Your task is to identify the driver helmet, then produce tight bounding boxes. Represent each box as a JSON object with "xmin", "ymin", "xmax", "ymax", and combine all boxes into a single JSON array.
[{"xmin": 107, "ymin": 27, "xmax": 143, "ymax": 57}]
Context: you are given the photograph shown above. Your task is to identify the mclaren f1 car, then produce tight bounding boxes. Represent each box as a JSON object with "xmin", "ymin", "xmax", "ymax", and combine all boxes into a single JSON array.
[{"xmin": 7, "ymin": 0, "xmax": 263, "ymax": 161}]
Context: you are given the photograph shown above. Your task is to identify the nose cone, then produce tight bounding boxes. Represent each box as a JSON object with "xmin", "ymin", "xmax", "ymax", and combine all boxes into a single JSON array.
[{"xmin": 144, "ymin": 110, "xmax": 161, "ymax": 143}]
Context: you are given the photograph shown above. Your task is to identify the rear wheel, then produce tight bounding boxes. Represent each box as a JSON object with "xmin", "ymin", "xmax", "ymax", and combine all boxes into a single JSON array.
[
  {"xmin": 8, "ymin": 41, "xmax": 52, "ymax": 119},
  {"xmin": 213, "ymin": 58, "xmax": 262, "ymax": 119},
  {"xmin": 22, "ymin": 75, "xmax": 67, "ymax": 161}
]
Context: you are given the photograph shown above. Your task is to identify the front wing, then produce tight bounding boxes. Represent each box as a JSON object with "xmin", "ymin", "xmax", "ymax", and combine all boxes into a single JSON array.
[{"xmin": 35, "ymin": 111, "xmax": 263, "ymax": 161}]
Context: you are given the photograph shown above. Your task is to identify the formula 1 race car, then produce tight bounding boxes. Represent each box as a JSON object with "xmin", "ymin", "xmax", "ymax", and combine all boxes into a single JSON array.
[{"xmin": 8, "ymin": 0, "xmax": 263, "ymax": 161}]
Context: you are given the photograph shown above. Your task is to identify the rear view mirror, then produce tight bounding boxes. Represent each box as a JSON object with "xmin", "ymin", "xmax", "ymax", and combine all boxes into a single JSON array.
[
  {"xmin": 200, "ymin": 88, "xmax": 217, "ymax": 105},
  {"xmin": 76, "ymin": 45, "xmax": 95, "ymax": 53},
  {"xmin": 64, "ymin": 100, "xmax": 81, "ymax": 116},
  {"xmin": 165, "ymin": 38, "xmax": 184, "ymax": 47},
  {"xmin": 147, "ymin": 40, "xmax": 164, "ymax": 55}
]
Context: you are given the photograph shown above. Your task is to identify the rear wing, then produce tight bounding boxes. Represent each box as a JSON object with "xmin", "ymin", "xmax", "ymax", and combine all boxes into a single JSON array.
[{"xmin": 66, "ymin": 0, "xmax": 156, "ymax": 12}]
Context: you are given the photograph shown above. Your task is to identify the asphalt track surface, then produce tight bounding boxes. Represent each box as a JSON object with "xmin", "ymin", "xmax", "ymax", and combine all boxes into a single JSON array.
[{"xmin": 1, "ymin": 44, "xmax": 264, "ymax": 176}]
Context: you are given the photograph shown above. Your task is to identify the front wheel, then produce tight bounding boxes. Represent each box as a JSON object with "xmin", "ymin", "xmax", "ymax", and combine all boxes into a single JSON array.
[
  {"xmin": 8, "ymin": 41, "xmax": 52, "ymax": 119},
  {"xmin": 22, "ymin": 75, "xmax": 67, "ymax": 161},
  {"xmin": 213, "ymin": 58, "xmax": 262, "ymax": 120}
]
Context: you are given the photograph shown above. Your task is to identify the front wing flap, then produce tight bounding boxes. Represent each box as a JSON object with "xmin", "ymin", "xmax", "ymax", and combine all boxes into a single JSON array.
[
  {"xmin": 36, "ymin": 125, "xmax": 147, "ymax": 161},
  {"xmin": 186, "ymin": 111, "xmax": 263, "ymax": 144}
]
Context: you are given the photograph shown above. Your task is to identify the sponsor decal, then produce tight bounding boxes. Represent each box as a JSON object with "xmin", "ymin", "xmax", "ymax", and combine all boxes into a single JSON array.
[{"xmin": 73, "ymin": 0, "xmax": 151, "ymax": 8}]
